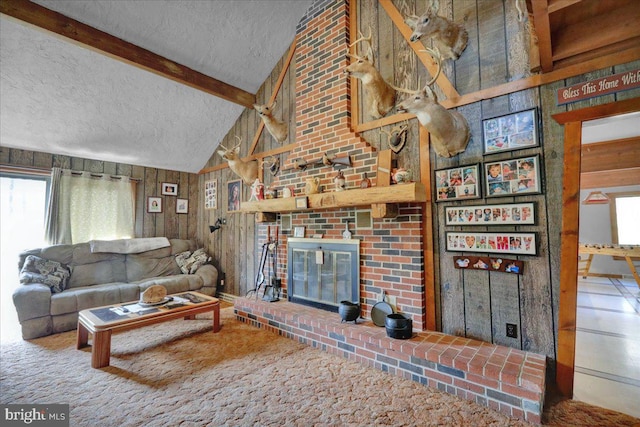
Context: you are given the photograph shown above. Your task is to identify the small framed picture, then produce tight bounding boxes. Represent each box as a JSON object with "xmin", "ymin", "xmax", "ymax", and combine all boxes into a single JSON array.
[
  {"xmin": 484, "ymin": 154, "xmax": 541, "ymax": 197},
  {"xmin": 435, "ymin": 163, "xmax": 481, "ymax": 202},
  {"xmin": 294, "ymin": 226, "xmax": 305, "ymax": 238},
  {"xmin": 445, "ymin": 202, "xmax": 535, "ymax": 226},
  {"xmin": 176, "ymin": 198, "xmax": 189, "ymax": 214},
  {"xmin": 446, "ymin": 231, "xmax": 537, "ymax": 256},
  {"xmin": 147, "ymin": 197, "xmax": 162, "ymax": 213},
  {"xmin": 482, "ymin": 108, "xmax": 538, "ymax": 154},
  {"xmin": 227, "ymin": 179, "xmax": 241, "ymax": 212},
  {"xmin": 205, "ymin": 180, "xmax": 217, "ymax": 210},
  {"xmin": 295, "ymin": 196, "xmax": 308, "ymax": 209},
  {"xmin": 161, "ymin": 183, "xmax": 178, "ymax": 196}
]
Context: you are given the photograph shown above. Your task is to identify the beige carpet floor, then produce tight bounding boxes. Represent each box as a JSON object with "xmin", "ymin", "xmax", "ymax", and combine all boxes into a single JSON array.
[{"xmin": 1, "ymin": 307, "xmax": 638, "ymax": 427}]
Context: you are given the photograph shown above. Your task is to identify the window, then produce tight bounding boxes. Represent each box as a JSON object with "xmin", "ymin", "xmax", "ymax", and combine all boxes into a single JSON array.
[
  {"xmin": 59, "ymin": 172, "xmax": 136, "ymax": 244},
  {"xmin": 609, "ymin": 191, "xmax": 640, "ymax": 249}
]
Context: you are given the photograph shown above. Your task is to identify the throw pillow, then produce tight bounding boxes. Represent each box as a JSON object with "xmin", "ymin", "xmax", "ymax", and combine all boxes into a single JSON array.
[
  {"xmin": 174, "ymin": 249, "xmax": 211, "ymax": 274},
  {"xmin": 20, "ymin": 255, "xmax": 71, "ymax": 293}
]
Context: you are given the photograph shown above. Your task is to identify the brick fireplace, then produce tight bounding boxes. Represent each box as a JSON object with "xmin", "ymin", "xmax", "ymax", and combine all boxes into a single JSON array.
[{"xmin": 268, "ymin": 0, "xmax": 427, "ymax": 330}]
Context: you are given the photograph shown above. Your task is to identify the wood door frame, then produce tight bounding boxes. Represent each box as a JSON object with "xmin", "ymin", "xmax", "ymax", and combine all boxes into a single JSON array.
[{"xmin": 552, "ymin": 96, "xmax": 640, "ymax": 396}]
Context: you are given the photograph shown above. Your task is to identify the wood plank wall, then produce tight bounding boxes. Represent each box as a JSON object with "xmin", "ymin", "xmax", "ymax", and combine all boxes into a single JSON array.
[
  {"xmin": 0, "ymin": 148, "xmax": 200, "ymax": 244},
  {"xmin": 198, "ymin": 44, "xmax": 296, "ymax": 297}
]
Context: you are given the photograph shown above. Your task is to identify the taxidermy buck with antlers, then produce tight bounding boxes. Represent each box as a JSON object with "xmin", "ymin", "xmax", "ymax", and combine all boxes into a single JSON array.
[
  {"xmin": 344, "ymin": 27, "xmax": 396, "ymax": 119},
  {"xmin": 395, "ymin": 48, "xmax": 470, "ymax": 158},
  {"xmin": 404, "ymin": 0, "xmax": 468, "ymax": 61},
  {"xmin": 216, "ymin": 136, "xmax": 259, "ymax": 185},
  {"xmin": 254, "ymin": 101, "xmax": 288, "ymax": 143}
]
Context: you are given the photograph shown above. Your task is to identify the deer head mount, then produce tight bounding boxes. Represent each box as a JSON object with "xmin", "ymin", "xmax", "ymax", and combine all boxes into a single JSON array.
[
  {"xmin": 344, "ymin": 27, "xmax": 396, "ymax": 119},
  {"xmin": 254, "ymin": 101, "xmax": 288, "ymax": 143},
  {"xmin": 394, "ymin": 48, "xmax": 470, "ymax": 158},
  {"xmin": 404, "ymin": 0, "xmax": 468, "ymax": 61},
  {"xmin": 216, "ymin": 136, "xmax": 259, "ymax": 185}
]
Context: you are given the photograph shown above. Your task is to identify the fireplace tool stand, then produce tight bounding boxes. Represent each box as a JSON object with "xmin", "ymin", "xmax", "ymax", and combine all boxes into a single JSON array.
[{"xmin": 246, "ymin": 226, "xmax": 280, "ymax": 301}]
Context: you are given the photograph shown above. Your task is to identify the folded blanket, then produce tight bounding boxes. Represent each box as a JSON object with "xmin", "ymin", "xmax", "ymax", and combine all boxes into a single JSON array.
[{"xmin": 90, "ymin": 237, "xmax": 170, "ymax": 254}]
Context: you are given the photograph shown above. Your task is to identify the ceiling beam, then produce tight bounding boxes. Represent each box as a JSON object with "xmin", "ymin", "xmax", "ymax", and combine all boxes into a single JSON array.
[{"xmin": 0, "ymin": 0, "xmax": 256, "ymax": 108}]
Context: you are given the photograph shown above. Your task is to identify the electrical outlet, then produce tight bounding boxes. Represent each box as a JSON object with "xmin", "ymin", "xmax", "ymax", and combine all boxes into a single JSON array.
[{"xmin": 506, "ymin": 323, "xmax": 518, "ymax": 338}]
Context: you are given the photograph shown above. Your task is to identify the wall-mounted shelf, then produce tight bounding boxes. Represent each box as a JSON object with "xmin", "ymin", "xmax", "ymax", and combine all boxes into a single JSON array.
[{"xmin": 240, "ymin": 182, "xmax": 427, "ymax": 218}]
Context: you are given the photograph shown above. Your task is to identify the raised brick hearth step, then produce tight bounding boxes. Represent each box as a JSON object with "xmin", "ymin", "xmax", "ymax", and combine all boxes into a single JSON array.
[{"xmin": 234, "ymin": 297, "xmax": 546, "ymax": 424}]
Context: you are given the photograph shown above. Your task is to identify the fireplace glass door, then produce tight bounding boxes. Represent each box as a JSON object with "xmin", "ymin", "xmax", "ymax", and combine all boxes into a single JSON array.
[{"xmin": 287, "ymin": 238, "xmax": 359, "ymax": 312}]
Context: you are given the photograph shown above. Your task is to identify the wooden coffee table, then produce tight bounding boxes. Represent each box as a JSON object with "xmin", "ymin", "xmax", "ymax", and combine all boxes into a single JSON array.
[{"xmin": 77, "ymin": 291, "xmax": 220, "ymax": 368}]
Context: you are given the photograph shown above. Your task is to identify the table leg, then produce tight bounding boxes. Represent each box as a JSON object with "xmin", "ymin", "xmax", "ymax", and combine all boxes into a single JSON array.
[
  {"xmin": 212, "ymin": 303, "xmax": 220, "ymax": 332},
  {"xmin": 92, "ymin": 329, "xmax": 112, "ymax": 369},
  {"xmin": 582, "ymin": 254, "xmax": 594, "ymax": 279},
  {"xmin": 624, "ymin": 256, "xmax": 640, "ymax": 288},
  {"xmin": 77, "ymin": 322, "xmax": 89, "ymax": 349}
]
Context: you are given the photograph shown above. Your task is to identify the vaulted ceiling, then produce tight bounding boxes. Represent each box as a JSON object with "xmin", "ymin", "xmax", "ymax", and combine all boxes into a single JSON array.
[
  {"xmin": 1, "ymin": 0, "xmax": 638, "ymax": 173},
  {"xmin": 1, "ymin": 0, "xmax": 312, "ymax": 173}
]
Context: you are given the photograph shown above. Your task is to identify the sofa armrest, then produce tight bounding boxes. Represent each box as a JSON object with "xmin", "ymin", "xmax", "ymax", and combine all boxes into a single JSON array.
[
  {"xmin": 12, "ymin": 283, "xmax": 52, "ymax": 322},
  {"xmin": 195, "ymin": 264, "xmax": 218, "ymax": 288}
]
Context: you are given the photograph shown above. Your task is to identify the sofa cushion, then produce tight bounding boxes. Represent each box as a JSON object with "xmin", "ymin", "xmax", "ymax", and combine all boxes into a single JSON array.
[
  {"xmin": 136, "ymin": 275, "xmax": 203, "ymax": 295},
  {"xmin": 19, "ymin": 255, "xmax": 71, "ymax": 293},
  {"xmin": 50, "ymin": 282, "xmax": 142, "ymax": 315}
]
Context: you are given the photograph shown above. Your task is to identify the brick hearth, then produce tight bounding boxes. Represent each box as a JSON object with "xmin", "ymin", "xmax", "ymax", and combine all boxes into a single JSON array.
[{"xmin": 234, "ymin": 297, "xmax": 545, "ymax": 424}]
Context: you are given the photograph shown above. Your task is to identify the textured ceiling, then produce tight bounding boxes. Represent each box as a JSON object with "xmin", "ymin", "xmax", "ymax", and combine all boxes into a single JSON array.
[{"xmin": 0, "ymin": 0, "xmax": 312, "ymax": 172}]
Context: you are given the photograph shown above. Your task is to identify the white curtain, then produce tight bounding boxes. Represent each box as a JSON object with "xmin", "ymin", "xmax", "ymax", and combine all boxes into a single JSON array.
[{"xmin": 47, "ymin": 169, "xmax": 135, "ymax": 244}]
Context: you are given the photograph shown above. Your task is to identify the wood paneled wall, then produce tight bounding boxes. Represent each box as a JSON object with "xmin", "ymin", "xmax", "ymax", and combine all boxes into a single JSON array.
[
  {"xmin": 0, "ymin": 148, "xmax": 200, "ymax": 243},
  {"xmin": 198, "ymin": 44, "xmax": 297, "ymax": 297}
]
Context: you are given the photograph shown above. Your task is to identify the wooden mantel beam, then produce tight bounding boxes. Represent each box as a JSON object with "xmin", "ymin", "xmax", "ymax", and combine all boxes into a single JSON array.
[{"xmin": 0, "ymin": 0, "xmax": 256, "ymax": 108}]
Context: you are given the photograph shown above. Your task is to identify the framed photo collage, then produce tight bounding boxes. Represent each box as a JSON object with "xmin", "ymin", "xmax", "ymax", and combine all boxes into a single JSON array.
[{"xmin": 438, "ymin": 108, "xmax": 541, "ymax": 259}]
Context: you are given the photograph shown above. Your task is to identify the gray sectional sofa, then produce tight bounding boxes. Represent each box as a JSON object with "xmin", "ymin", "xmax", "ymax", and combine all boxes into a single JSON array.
[{"xmin": 13, "ymin": 238, "xmax": 218, "ymax": 339}]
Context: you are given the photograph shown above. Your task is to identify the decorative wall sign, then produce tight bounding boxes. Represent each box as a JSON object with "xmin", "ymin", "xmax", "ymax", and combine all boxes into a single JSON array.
[
  {"xmin": 453, "ymin": 256, "xmax": 524, "ymax": 275},
  {"xmin": 176, "ymin": 198, "xmax": 188, "ymax": 214},
  {"xmin": 161, "ymin": 183, "xmax": 178, "ymax": 196},
  {"xmin": 484, "ymin": 155, "xmax": 541, "ymax": 197},
  {"xmin": 227, "ymin": 179, "xmax": 241, "ymax": 212},
  {"xmin": 205, "ymin": 180, "xmax": 217, "ymax": 210},
  {"xmin": 446, "ymin": 232, "xmax": 537, "ymax": 256},
  {"xmin": 445, "ymin": 202, "xmax": 535, "ymax": 226},
  {"xmin": 147, "ymin": 197, "xmax": 162, "ymax": 213},
  {"xmin": 435, "ymin": 163, "xmax": 481, "ymax": 202},
  {"xmin": 482, "ymin": 108, "xmax": 538, "ymax": 154},
  {"xmin": 556, "ymin": 68, "xmax": 640, "ymax": 105}
]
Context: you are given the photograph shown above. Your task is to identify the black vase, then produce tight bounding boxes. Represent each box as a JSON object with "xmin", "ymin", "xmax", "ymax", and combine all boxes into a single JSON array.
[{"xmin": 338, "ymin": 301, "xmax": 360, "ymax": 323}]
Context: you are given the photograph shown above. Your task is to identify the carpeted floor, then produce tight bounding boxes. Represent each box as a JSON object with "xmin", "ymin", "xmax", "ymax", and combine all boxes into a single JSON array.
[{"xmin": 1, "ymin": 307, "xmax": 638, "ymax": 427}]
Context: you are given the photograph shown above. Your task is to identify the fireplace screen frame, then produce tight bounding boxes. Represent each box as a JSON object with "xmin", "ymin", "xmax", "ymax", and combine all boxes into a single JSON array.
[{"xmin": 287, "ymin": 238, "xmax": 360, "ymax": 312}]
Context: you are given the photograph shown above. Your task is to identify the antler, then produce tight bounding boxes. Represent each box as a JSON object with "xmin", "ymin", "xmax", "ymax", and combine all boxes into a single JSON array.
[
  {"xmin": 233, "ymin": 135, "xmax": 242, "ymax": 149},
  {"xmin": 389, "ymin": 47, "xmax": 441, "ymax": 94},
  {"xmin": 347, "ymin": 26, "xmax": 373, "ymax": 62}
]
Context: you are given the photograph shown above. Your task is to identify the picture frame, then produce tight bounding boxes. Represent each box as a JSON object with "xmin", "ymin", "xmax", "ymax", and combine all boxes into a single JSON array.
[
  {"xmin": 484, "ymin": 154, "xmax": 541, "ymax": 198},
  {"xmin": 161, "ymin": 183, "xmax": 178, "ymax": 196},
  {"xmin": 176, "ymin": 198, "xmax": 188, "ymax": 214},
  {"xmin": 227, "ymin": 179, "xmax": 241, "ymax": 212},
  {"xmin": 204, "ymin": 180, "xmax": 217, "ymax": 210},
  {"xmin": 294, "ymin": 226, "xmax": 305, "ymax": 238},
  {"xmin": 482, "ymin": 108, "xmax": 538, "ymax": 154},
  {"xmin": 446, "ymin": 231, "xmax": 538, "ymax": 256},
  {"xmin": 445, "ymin": 202, "xmax": 536, "ymax": 226},
  {"xmin": 435, "ymin": 163, "xmax": 481, "ymax": 202},
  {"xmin": 295, "ymin": 196, "xmax": 308, "ymax": 209},
  {"xmin": 147, "ymin": 197, "xmax": 162, "ymax": 213}
]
